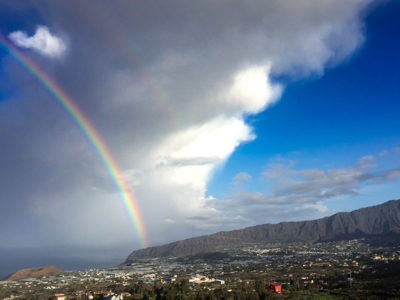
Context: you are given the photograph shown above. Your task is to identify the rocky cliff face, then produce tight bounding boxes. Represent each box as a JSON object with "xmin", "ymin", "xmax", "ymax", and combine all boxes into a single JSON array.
[{"xmin": 126, "ymin": 199, "xmax": 400, "ymax": 261}]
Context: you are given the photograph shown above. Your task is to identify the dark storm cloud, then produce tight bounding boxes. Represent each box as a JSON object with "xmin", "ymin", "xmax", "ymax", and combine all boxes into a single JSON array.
[{"xmin": 0, "ymin": 0, "xmax": 376, "ymax": 253}]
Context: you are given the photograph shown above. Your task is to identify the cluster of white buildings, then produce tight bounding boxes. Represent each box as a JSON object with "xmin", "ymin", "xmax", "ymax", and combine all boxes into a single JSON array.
[{"xmin": 188, "ymin": 274, "xmax": 225, "ymax": 285}]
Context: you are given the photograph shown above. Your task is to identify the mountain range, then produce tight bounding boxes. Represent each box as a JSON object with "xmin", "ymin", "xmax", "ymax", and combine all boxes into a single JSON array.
[{"xmin": 126, "ymin": 199, "xmax": 400, "ymax": 262}]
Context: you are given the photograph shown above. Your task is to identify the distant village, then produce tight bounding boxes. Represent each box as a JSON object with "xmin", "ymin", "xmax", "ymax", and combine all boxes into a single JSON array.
[{"xmin": 1, "ymin": 239, "xmax": 400, "ymax": 299}]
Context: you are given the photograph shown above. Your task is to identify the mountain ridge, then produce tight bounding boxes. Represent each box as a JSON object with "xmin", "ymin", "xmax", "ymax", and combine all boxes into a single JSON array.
[{"xmin": 126, "ymin": 199, "xmax": 400, "ymax": 261}]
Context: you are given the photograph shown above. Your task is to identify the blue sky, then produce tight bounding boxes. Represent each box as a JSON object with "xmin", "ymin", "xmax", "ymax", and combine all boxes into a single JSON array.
[
  {"xmin": 0, "ymin": 0, "xmax": 399, "ymax": 275},
  {"xmin": 208, "ymin": 0, "xmax": 400, "ymax": 212}
]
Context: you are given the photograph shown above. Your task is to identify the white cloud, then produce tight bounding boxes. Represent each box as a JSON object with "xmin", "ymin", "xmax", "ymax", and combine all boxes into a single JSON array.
[
  {"xmin": 223, "ymin": 65, "xmax": 282, "ymax": 114},
  {"xmin": 9, "ymin": 25, "xmax": 67, "ymax": 59},
  {"xmin": 232, "ymin": 172, "xmax": 252, "ymax": 185},
  {"xmin": 152, "ymin": 116, "xmax": 254, "ymax": 190},
  {"xmin": 236, "ymin": 153, "xmax": 400, "ymax": 208},
  {"xmin": 200, "ymin": 151, "xmax": 400, "ymax": 227}
]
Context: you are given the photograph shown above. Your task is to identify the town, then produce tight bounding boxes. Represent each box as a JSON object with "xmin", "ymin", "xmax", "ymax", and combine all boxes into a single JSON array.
[{"xmin": 1, "ymin": 239, "xmax": 400, "ymax": 299}]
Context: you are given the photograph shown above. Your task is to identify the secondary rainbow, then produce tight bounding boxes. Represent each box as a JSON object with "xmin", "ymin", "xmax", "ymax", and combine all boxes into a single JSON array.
[{"xmin": 0, "ymin": 35, "xmax": 147, "ymax": 248}]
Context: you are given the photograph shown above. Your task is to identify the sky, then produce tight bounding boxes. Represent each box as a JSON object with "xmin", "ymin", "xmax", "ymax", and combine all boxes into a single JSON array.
[{"xmin": 0, "ymin": 0, "xmax": 399, "ymax": 276}]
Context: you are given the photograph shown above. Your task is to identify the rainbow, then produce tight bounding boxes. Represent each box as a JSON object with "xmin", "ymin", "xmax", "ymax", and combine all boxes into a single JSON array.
[{"xmin": 0, "ymin": 35, "xmax": 147, "ymax": 248}]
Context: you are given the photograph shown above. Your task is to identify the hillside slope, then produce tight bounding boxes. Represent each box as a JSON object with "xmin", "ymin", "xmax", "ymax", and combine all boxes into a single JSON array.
[{"xmin": 3, "ymin": 265, "xmax": 64, "ymax": 281}]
